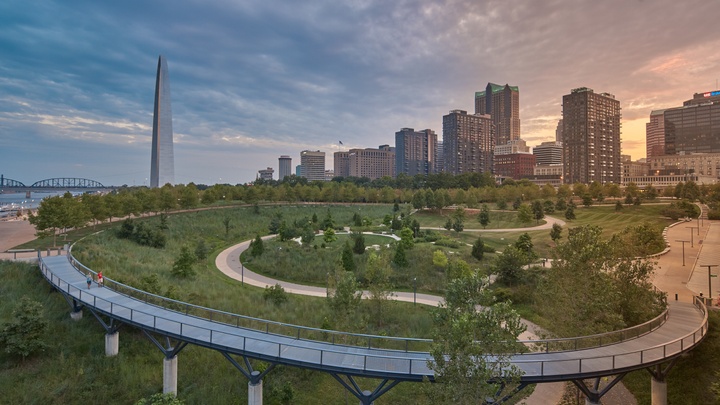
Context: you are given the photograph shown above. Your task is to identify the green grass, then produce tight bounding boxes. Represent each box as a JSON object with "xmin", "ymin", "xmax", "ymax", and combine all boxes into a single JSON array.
[
  {"xmin": 0, "ymin": 261, "xmax": 438, "ymax": 405},
  {"xmin": 568, "ymin": 204, "xmax": 674, "ymax": 239}
]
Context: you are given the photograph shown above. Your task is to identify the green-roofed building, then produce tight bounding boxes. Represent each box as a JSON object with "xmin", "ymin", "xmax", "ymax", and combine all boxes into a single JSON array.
[{"xmin": 475, "ymin": 82, "xmax": 520, "ymax": 146}]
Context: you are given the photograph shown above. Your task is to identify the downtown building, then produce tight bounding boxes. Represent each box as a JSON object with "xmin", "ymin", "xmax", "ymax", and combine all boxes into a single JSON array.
[
  {"xmin": 278, "ymin": 155, "xmax": 292, "ymax": 181},
  {"xmin": 475, "ymin": 83, "xmax": 520, "ymax": 146},
  {"xmin": 257, "ymin": 167, "xmax": 274, "ymax": 181},
  {"xmin": 562, "ymin": 87, "xmax": 622, "ymax": 184},
  {"xmin": 333, "ymin": 151, "xmax": 351, "ymax": 177},
  {"xmin": 645, "ymin": 110, "xmax": 666, "ymax": 158},
  {"xmin": 300, "ymin": 150, "xmax": 326, "ymax": 181},
  {"xmin": 658, "ymin": 90, "xmax": 720, "ymax": 155},
  {"xmin": 334, "ymin": 145, "xmax": 395, "ymax": 180},
  {"xmin": 494, "ymin": 153, "xmax": 536, "ymax": 180},
  {"xmin": 442, "ymin": 110, "xmax": 495, "ymax": 175},
  {"xmin": 533, "ymin": 141, "xmax": 563, "ymax": 166},
  {"xmin": 395, "ymin": 128, "xmax": 437, "ymax": 177}
]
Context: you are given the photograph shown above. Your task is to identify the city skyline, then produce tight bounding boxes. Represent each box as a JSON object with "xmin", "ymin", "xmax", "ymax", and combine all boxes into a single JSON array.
[{"xmin": 1, "ymin": 1, "xmax": 719, "ymax": 185}]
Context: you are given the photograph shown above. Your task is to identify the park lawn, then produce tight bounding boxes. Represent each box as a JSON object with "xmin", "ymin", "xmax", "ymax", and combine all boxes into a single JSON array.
[
  {"xmin": 411, "ymin": 209, "xmax": 546, "ymax": 229},
  {"xmin": 569, "ymin": 203, "xmax": 674, "ymax": 239}
]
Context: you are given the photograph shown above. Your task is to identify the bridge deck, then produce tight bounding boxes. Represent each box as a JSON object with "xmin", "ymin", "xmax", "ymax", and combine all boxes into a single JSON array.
[{"xmin": 40, "ymin": 255, "xmax": 707, "ymax": 383}]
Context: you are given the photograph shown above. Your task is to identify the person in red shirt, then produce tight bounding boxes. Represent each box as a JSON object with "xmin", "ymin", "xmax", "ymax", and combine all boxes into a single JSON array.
[{"xmin": 98, "ymin": 271, "xmax": 104, "ymax": 288}]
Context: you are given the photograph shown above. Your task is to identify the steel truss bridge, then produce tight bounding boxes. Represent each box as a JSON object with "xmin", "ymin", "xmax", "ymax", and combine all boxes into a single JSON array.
[
  {"xmin": 0, "ymin": 175, "xmax": 107, "ymax": 191},
  {"xmin": 38, "ymin": 250, "xmax": 708, "ymax": 405}
]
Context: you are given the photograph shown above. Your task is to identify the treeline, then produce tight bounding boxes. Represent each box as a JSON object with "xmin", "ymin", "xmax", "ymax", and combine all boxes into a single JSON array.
[{"xmin": 28, "ymin": 176, "xmax": 720, "ymax": 245}]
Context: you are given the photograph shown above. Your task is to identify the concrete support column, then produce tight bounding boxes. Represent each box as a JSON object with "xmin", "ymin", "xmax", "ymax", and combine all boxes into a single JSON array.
[
  {"xmin": 105, "ymin": 332, "xmax": 119, "ymax": 357},
  {"xmin": 70, "ymin": 310, "xmax": 82, "ymax": 321},
  {"xmin": 585, "ymin": 398, "xmax": 600, "ymax": 405},
  {"xmin": 651, "ymin": 376, "xmax": 667, "ymax": 405},
  {"xmin": 163, "ymin": 356, "xmax": 178, "ymax": 395},
  {"xmin": 248, "ymin": 371, "xmax": 263, "ymax": 405}
]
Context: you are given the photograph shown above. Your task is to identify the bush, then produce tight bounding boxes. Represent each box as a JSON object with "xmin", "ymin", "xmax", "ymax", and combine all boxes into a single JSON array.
[
  {"xmin": 434, "ymin": 238, "xmax": 461, "ymax": 248},
  {"xmin": 263, "ymin": 284, "xmax": 288, "ymax": 305},
  {"xmin": 117, "ymin": 219, "xmax": 166, "ymax": 248},
  {"xmin": 171, "ymin": 246, "xmax": 196, "ymax": 278},
  {"xmin": 0, "ymin": 296, "xmax": 49, "ymax": 360}
]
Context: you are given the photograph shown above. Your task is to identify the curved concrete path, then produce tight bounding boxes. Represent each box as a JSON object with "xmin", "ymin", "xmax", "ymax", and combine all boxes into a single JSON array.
[{"xmin": 420, "ymin": 214, "xmax": 566, "ymax": 232}]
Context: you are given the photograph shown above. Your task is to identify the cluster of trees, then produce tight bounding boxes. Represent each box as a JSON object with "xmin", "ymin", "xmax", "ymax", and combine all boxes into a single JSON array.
[
  {"xmin": 0, "ymin": 297, "xmax": 48, "ymax": 361},
  {"xmin": 117, "ymin": 218, "xmax": 167, "ymax": 248}
]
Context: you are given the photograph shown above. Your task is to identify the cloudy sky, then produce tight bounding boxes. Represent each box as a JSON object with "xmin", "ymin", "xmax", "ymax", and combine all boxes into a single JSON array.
[{"xmin": 1, "ymin": 0, "xmax": 719, "ymax": 186}]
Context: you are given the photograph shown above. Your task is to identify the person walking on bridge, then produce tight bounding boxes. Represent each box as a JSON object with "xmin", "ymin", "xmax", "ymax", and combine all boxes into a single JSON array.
[
  {"xmin": 86, "ymin": 274, "xmax": 92, "ymax": 289},
  {"xmin": 98, "ymin": 271, "xmax": 104, "ymax": 287}
]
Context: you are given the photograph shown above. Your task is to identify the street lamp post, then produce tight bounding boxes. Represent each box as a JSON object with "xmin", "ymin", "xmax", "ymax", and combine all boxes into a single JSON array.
[
  {"xmin": 704, "ymin": 265, "xmax": 718, "ymax": 300},
  {"xmin": 241, "ymin": 264, "xmax": 244, "ymax": 286},
  {"xmin": 676, "ymin": 240, "xmax": 689, "ymax": 266},
  {"xmin": 413, "ymin": 277, "xmax": 417, "ymax": 306},
  {"xmin": 686, "ymin": 227, "xmax": 698, "ymax": 247}
]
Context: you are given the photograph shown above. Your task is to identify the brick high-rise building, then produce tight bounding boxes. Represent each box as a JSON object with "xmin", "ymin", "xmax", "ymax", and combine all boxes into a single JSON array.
[
  {"xmin": 442, "ymin": 110, "xmax": 495, "ymax": 175},
  {"xmin": 494, "ymin": 153, "xmax": 536, "ymax": 179},
  {"xmin": 395, "ymin": 128, "xmax": 437, "ymax": 177},
  {"xmin": 562, "ymin": 88, "xmax": 622, "ymax": 184},
  {"xmin": 300, "ymin": 150, "xmax": 326, "ymax": 181},
  {"xmin": 475, "ymin": 83, "xmax": 520, "ymax": 146}
]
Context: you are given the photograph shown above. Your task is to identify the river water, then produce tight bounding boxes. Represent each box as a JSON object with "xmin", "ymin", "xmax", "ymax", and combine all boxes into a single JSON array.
[{"xmin": 0, "ymin": 192, "xmax": 63, "ymax": 218}]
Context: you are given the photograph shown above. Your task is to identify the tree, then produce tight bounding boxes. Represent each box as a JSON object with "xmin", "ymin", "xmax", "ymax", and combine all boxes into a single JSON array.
[
  {"xmin": 300, "ymin": 226, "xmax": 315, "ymax": 246},
  {"xmin": 427, "ymin": 273, "xmax": 525, "ymax": 403},
  {"xmin": 515, "ymin": 233, "xmax": 536, "ymax": 261},
  {"xmin": 582, "ymin": 194, "xmax": 593, "ymax": 207},
  {"xmin": 564, "ymin": 205, "xmax": 576, "ymax": 220},
  {"xmin": 399, "ymin": 227, "xmax": 414, "ymax": 250},
  {"xmin": 537, "ymin": 225, "xmax": 664, "ymax": 337},
  {"xmin": 471, "ymin": 237, "xmax": 485, "ymax": 261},
  {"xmin": 447, "ymin": 258, "xmax": 472, "ymax": 280},
  {"xmin": 393, "ymin": 243, "xmax": 408, "ymax": 267},
  {"xmin": 365, "ymin": 252, "xmax": 393, "ymax": 323},
  {"xmin": 550, "ymin": 223, "xmax": 563, "ymax": 243},
  {"xmin": 263, "ymin": 284, "xmax": 288, "ymax": 305},
  {"xmin": 249, "ymin": 235, "xmax": 264, "ymax": 257},
  {"xmin": 0, "ymin": 297, "xmax": 49, "ymax": 361},
  {"xmin": 222, "ymin": 217, "xmax": 233, "ymax": 238},
  {"xmin": 351, "ymin": 232, "xmax": 366, "ymax": 254},
  {"xmin": 341, "ymin": 242, "xmax": 356, "ymax": 271},
  {"xmin": 323, "ymin": 227, "xmax": 337, "ymax": 244},
  {"xmin": 555, "ymin": 198, "xmax": 567, "ymax": 211},
  {"xmin": 328, "ymin": 271, "xmax": 362, "ymax": 331},
  {"xmin": 492, "ymin": 245, "xmax": 528, "ymax": 286},
  {"xmin": 478, "ymin": 204, "xmax": 490, "ymax": 229},
  {"xmin": 615, "ymin": 200, "xmax": 624, "ymax": 212},
  {"xmin": 517, "ymin": 204, "xmax": 532, "ymax": 223},
  {"xmin": 171, "ymin": 246, "xmax": 196, "ymax": 278},
  {"xmin": 531, "ymin": 200, "xmax": 545, "ymax": 224},
  {"xmin": 194, "ymin": 239, "xmax": 210, "ymax": 261},
  {"xmin": 432, "ymin": 250, "xmax": 448, "ymax": 269}
]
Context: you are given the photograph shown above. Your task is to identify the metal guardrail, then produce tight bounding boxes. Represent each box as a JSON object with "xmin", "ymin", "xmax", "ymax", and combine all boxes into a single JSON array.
[{"xmin": 41, "ymin": 255, "xmax": 710, "ymax": 380}]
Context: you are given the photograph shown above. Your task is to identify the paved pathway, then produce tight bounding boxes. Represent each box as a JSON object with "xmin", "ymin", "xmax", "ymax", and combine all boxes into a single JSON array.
[{"xmin": 421, "ymin": 214, "xmax": 566, "ymax": 232}]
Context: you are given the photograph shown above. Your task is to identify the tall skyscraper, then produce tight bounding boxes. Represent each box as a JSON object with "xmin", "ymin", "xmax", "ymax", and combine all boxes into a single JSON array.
[
  {"xmin": 395, "ymin": 128, "xmax": 437, "ymax": 177},
  {"xmin": 300, "ymin": 150, "xmax": 326, "ymax": 181},
  {"xmin": 662, "ymin": 90, "xmax": 720, "ymax": 155},
  {"xmin": 555, "ymin": 119, "xmax": 563, "ymax": 142},
  {"xmin": 278, "ymin": 155, "xmax": 292, "ymax": 181},
  {"xmin": 475, "ymin": 83, "xmax": 520, "ymax": 146},
  {"xmin": 443, "ymin": 110, "xmax": 495, "ymax": 175},
  {"xmin": 562, "ymin": 87, "xmax": 622, "ymax": 184},
  {"xmin": 150, "ymin": 55, "xmax": 175, "ymax": 188}
]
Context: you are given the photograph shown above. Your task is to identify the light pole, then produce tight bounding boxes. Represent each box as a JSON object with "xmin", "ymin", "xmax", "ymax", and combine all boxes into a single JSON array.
[
  {"xmin": 686, "ymin": 227, "xmax": 698, "ymax": 247},
  {"xmin": 676, "ymin": 240, "xmax": 689, "ymax": 266},
  {"xmin": 326, "ymin": 272, "xmax": 330, "ymax": 298},
  {"xmin": 704, "ymin": 265, "xmax": 718, "ymax": 300},
  {"xmin": 413, "ymin": 277, "xmax": 417, "ymax": 306},
  {"xmin": 241, "ymin": 264, "xmax": 244, "ymax": 286}
]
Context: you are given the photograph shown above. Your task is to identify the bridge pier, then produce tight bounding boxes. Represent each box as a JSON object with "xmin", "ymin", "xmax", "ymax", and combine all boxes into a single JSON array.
[
  {"xmin": 248, "ymin": 371, "xmax": 263, "ymax": 405},
  {"xmin": 105, "ymin": 332, "xmax": 119, "ymax": 357},
  {"xmin": 70, "ymin": 309, "xmax": 83, "ymax": 321},
  {"xmin": 163, "ymin": 355, "xmax": 178, "ymax": 395},
  {"xmin": 651, "ymin": 376, "xmax": 667, "ymax": 405}
]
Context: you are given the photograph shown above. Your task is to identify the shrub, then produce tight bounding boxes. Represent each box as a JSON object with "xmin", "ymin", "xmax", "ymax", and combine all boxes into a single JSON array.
[
  {"xmin": 263, "ymin": 284, "xmax": 288, "ymax": 305},
  {"xmin": 0, "ymin": 296, "xmax": 49, "ymax": 361},
  {"xmin": 434, "ymin": 238, "xmax": 461, "ymax": 248},
  {"xmin": 171, "ymin": 246, "xmax": 196, "ymax": 278}
]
